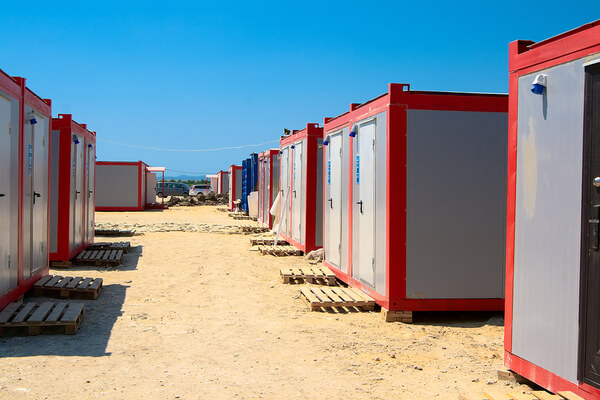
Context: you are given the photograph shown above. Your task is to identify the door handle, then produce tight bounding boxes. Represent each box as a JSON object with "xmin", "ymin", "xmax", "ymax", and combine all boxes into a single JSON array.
[
  {"xmin": 33, "ymin": 191, "xmax": 41, "ymax": 204},
  {"xmin": 0, "ymin": 194, "xmax": 5, "ymax": 197},
  {"xmin": 591, "ymin": 204, "xmax": 600, "ymax": 251},
  {"xmin": 75, "ymin": 190, "xmax": 81, "ymax": 199},
  {"xmin": 328, "ymin": 198, "xmax": 333, "ymax": 209},
  {"xmin": 356, "ymin": 200, "xmax": 363, "ymax": 214},
  {"xmin": 293, "ymin": 190, "xmax": 296, "ymax": 198}
]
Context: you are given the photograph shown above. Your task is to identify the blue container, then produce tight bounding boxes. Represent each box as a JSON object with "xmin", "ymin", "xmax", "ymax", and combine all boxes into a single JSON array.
[{"xmin": 241, "ymin": 154, "xmax": 258, "ymax": 213}]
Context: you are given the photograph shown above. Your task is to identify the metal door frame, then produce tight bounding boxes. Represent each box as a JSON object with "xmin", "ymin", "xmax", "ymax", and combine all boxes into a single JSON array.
[
  {"xmin": 579, "ymin": 62, "xmax": 600, "ymax": 388},
  {"xmin": 353, "ymin": 119, "xmax": 377, "ymax": 287},
  {"xmin": 326, "ymin": 131, "xmax": 343, "ymax": 268}
]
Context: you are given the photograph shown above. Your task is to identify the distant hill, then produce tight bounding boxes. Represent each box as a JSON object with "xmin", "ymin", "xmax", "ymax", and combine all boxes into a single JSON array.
[{"xmin": 163, "ymin": 174, "xmax": 207, "ymax": 181}]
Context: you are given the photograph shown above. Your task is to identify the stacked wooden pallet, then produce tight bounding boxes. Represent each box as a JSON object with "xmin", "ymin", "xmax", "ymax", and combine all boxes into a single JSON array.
[
  {"xmin": 33, "ymin": 275, "xmax": 103, "ymax": 300},
  {"xmin": 95, "ymin": 229, "xmax": 135, "ymax": 237},
  {"xmin": 87, "ymin": 241, "xmax": 131, "ymax": 253},
  {"xmin": 250, "ymin": 237, "xmax": 287, "ymax": 246},
  {"xmin": 239, "ymin": 226, "xmax": 270, "ymax": 234},
  {"xmin": 233, "ymin": 215, "xmax": 254, "ymax": 220},
  {"xmin": 0, "ymin": 302, "xmax": 84, "ymax": 336},
  {"xmin": 258, "ymin": 245, "xmax": 303, "ymax": 256},
  {"xmin": 300, "ymin": 286, "xmax": 375, "ymax": 311},
  {"xmin": 74, "ymin": 249, "xmax": 123, "ymax": 266},
  {"xmin": 280, "ymin": 267, "xmax": 336, "ymax": 285},
  {"xmin": 458, "ymin": 390, "xmax": 585, "ymax": 400}
]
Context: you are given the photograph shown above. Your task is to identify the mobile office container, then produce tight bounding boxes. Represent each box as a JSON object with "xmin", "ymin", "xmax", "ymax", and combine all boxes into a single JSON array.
[
  {"xmin": 228, "ymin": 165, "xmax": 242, "ymax": 211},
  {"xmin": 217, "ymin": 170, "xmax": 229, "ymax": 195},
  {"xmin": 322, "ymin": 83, "xmax": 507, "ymax": 321},
  {"xmin": 241, "ymin": 154, "xmax": 258, "ymax": 213},
  {"xmin": 278, "ymin": 123, "xmax": 323, "ymax": 253},
  {"xmin": 257, "ymin": 149, "xmax": 280, "ymax": 228},
  {"xmin": 49, "ymin": 115, "xmax": 96, "ymax": 262},
  {"xmin": 504, "ymin": 21, "xmax": 600, "ymax": 399},
  {"xmin": 207, "ymin": 174, "xmax": 218, "ymax": 193},
  {"xmin": 95, "ymin": 161, "xmax": 155, "ymax": 211},
  {"xmin": 0, "ymin": 71, "xmax": 51, "ymax": 310}
]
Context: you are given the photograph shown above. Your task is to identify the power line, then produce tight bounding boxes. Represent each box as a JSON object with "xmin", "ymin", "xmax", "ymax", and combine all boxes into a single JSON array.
[{"xmin": 96, "ymin": 138, "xmax": 280, "ymax": 152}]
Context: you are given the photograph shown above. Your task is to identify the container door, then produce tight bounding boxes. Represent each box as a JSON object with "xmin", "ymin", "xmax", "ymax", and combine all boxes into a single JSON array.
[
  {"xmin": 71, "ymin": 136, "xmax": 84, "ymax": 250},
  {"xmin": 353, "ymin": 120, "xmax": 376, "ymax": 287},
  {"xmin": 0, "ymin": 96, "xmax": 12, "ymax": 294},
  {"xmin": 228, "ymin": 171, "xmax": 233, "ymax": 208},
  {"xmin": 24, "ymin": 115, "xmax": 49, "ymax": 278},
  {"xmin": 265, "ymin": 158, "xmax": 271, "ymax": 225},
  {"xmin": 292, "ymin": 142, "xmax": 304, "ymax": 242},
  {"xmin": 326, "ymin": 133, "xmax": 343, "ymax": 269},
  {"xmin": 280, "ymin": 148, "xmax": 290, "ymax": 235},
  {"xmin": 580, "ymin": 64, "xmax": 600, "ymax": 390},
  {"xmin": 86, "ymin": 143, "xmax": 95, "ymax": 244}
]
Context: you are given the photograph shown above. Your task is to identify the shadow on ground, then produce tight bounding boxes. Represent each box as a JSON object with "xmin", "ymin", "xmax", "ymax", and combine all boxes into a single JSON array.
[
  {"xmin": 411, "ymin": 310, "xmax": 504, "ymax": 328},
  {"xmin": 0, "ymin": 283, "xmax": 128, "ymax": 357}
]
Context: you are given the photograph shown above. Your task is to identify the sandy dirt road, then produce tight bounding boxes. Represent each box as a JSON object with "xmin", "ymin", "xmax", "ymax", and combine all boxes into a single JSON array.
[{"xmin": 0, "ymin": 206, "xmax": 530, "ymax": 399}]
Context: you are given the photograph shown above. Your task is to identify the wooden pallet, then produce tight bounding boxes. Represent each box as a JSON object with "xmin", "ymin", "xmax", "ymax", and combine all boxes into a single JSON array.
[
  {"xmin": 228, "ymin": 212, "xmax": 246, "ymax": 217},
  {"xmin": 0, "ymin": 302, "xmax": 84, "ymax": 336},
  {"xmin": 300, "ymin": 287, "xmax": 375, "ymax": 311},
  {"xmin": 32, "ymin": 275, "xmax": 103, "ymax": 300},
  {"xmin": 240, "ymin": 226, "xmax": 270, "ymax": 234},
  {"xmin": 250, "ymin": 237, "xmax": 288, "ymax": 246},
  {"xmin": 458, "ymin": 390, "xmax": 585, "ymax": 400},
  {"xmin": 87, "ymin": 241, "xmax": 131, "ymax": 253},
  {"xmin": 216, "ymin": 207, "xmax": 229, "ymax": 212},
  {"xmin": 233, "ymin": 215, "xmax": 254, "ymax": 220},
  {"xmin": 258, "ymin": 245, "xmax": 303, "ymax": 256},
  {"xmin": 74, "ymin": 249, "xmax": 123, "ymax": 266},
  {"xmin": 281, "ymin": 267, "xmax": 336, "ymax": 285},
  {"xmin": 50, "ymin": 260, "xmax": 73, "ymax": 268},
  {"xmin": 95, "ymin": 229, "xmax": 135, "ymax": 237}
]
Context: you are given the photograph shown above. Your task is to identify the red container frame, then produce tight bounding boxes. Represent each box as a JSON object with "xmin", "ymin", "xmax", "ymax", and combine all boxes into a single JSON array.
[
  {"xmin": 279, "ymin": 123, "xmax": 323, "ymax": 253},
  {"xmin": 228, "ymin": 165, "xmax": 241, "ymax": 211},
  {"xmin": 95, "ymin": 161, "xmax": 149, "ymax": 211},
  {"xmin": 257, "ymin": 149, "xmax": 279, "ymax": 228},
  {"xmin": 50, "ymin": 114, "xmax": 96, "ymax": 262},
  {"xmin": 0, "ymin": 72, "xmax": 51, "ymax": 310},
  {"xmin": 504, "ymin": 21, "xmax": 600, "ymax": 400},
  {"xmin": 322, "ymin": 83, "xmax": 507, "ymax": 313}
]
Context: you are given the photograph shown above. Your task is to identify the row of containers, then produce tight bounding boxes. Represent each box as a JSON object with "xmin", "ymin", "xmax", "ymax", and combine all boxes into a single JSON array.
[
  {"xmin": 0, "ymin": 69, "xmax": 98, "ymax": 311},
  {"xmin": 0, "ymin": 70, "xmax": 166, "ymax": 308},
  {"xmin": 222, "ymin": 22, "xmax": 600, "ymax": 399}
]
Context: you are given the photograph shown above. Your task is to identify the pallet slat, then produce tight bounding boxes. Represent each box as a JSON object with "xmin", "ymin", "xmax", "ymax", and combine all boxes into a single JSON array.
[
  {"xmin": 66, "ymin": 277, "xmax": 84, "ymax": 289},
  {"xmin": 46, "ymin": 303, "xmax": 68, "ymax": 322},
  {"xmin": 28, "ymin": 302, "xmax": 55, "ymax": 322},
  {"xmin": 557, "ymin": 392, "xmax": 586, "ymax": 400},
  {"xmin": 300, "ymin": 287, "xmax": 375, "ymax": 311},
  {"xmin": 0, "ymin": 303, "xmax": 21, "ymax": 323},
  {"xmin": 34, "ymin": 275, "xmax": 54, "ymax": 287},
  {"xmin": 13, "ymin": 303, "xmax": 36, "ymax": 323}
]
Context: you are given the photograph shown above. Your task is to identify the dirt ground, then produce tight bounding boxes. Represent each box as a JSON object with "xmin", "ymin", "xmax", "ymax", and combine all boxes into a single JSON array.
[{"xmin": 0, "ymin": 206, "xmax": 532, "ymax": 399}]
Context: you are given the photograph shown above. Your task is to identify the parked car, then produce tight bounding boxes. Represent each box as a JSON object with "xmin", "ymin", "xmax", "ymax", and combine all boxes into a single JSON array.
[
  {"xmin": 189, "ymin": 184, "xmax": 212, "ymax": 196},
  {"xmin": 156, "ymin": 182, "xmax": 190, "ymax": 197}
]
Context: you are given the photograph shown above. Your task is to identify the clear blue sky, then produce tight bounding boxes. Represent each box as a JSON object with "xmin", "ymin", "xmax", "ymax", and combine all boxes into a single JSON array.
[{"xmin": 0, "ymin": 1, "xmax": 596, "ymax": 177}]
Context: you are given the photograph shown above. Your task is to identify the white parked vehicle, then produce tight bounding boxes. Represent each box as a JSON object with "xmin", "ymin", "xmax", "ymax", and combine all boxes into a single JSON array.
[{"xmin": 189, "ymin": 184, "xmax": 211, "ymax": 196}]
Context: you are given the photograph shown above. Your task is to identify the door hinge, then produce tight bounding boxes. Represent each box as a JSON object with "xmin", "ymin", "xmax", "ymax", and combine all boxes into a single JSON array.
[
  {"xmin": 372, "ymin": 139, "xmax": 375, "ymax": 149},
  {"xmin": 8, "ymin": 255, "xmax": 11, "ymax": 269},
  {"xmin": 8, "ymin": 126, "xmax": 11, "ymax": 135}
]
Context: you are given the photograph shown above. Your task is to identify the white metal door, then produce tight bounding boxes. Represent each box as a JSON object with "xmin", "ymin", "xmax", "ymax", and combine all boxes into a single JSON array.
[
  {"xmin": 280, "ymin": 148, "xmax": 290, "ymax": 235},
  {"xmin": 31, "ymin": 116, "xmax": 48, "ymax": 276},
  {"xmin": 326, "ymin": 133, "xmax": 343, "ymax": 268},
  {"xmin": 354, "ymin": 121, "xmax": 376, "ymax": 286},
  {"xmin": 0, "ymin": 96, "xmax": 12, "ymax": 294},
  {"xmin": 86, "ymin": 143, "xmax": 95, "ymax": 243},
  {"xmin": 71, "ymin": 137, "xmax": 84, "ymax": 249},
  {"xmin": 292, "ymin": 142, "xmax": 303, "ymax": 241}
]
